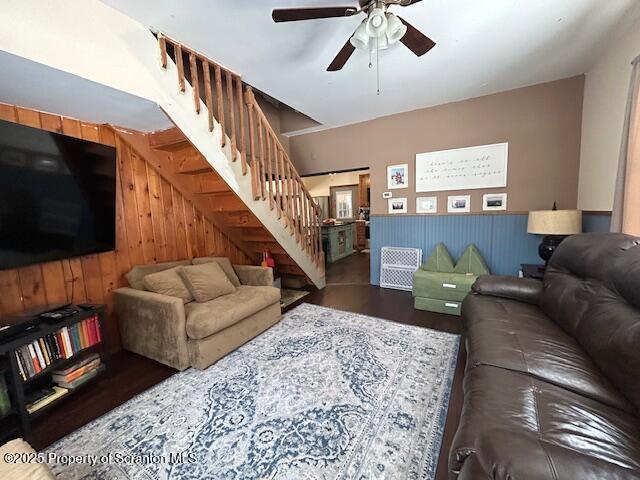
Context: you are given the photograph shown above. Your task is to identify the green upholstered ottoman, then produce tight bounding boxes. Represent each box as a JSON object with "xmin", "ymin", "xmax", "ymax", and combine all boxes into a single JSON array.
[{"xmin": 413, "ymin": 243, "xmax": 489, "ymax": 316}]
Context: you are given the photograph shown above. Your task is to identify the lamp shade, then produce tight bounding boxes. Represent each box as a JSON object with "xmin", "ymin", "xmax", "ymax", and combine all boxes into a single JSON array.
[
  {"xmin": 350, "ymin": 21, "xmax": 370, "ymax": 50},
  {"xmin": 366, "ymin": 7, "xmax": 388, "ymax": 38},
  {"xmin": 527, "ymin": 209, "xmax": 582, "ymax": 235},
  {"xmin": 386, "ymin": 13, "xmax": 407, "ymax": 44}
]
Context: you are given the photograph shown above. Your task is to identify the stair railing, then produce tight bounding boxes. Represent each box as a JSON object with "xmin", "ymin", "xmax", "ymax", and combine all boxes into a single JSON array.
[{"xmin": 158, "ymin": 33, "xmax": 323, "ymax": 266}]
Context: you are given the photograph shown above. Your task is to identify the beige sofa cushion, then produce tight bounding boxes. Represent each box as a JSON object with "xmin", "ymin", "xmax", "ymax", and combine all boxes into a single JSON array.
[
  {"xmin": 192, "ymin": 257, "xmax": 241, "ymax": 287},
  {"xmin": 143, "ymin": 267, "xmax": 193, "ymax": 303},
  {"xmin": 126, "ymin": 260, "xmax": 191, "ymax": 290},
  {"xmin": 185, "ymin": 285, "xmax": 280, "ymax": 339},
  {"xmin": 0, "ymin": 439, "xmax": 55, "ymax": 480},
  {"xmin": 179, "ymin": 262, "xmax": 236, "ymax": 303}
]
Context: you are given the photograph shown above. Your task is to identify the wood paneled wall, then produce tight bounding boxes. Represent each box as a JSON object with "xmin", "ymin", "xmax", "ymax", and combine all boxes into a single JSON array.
[{"xmin": 0, "ymin": 103, "xmax": 252, "ymax": 351}]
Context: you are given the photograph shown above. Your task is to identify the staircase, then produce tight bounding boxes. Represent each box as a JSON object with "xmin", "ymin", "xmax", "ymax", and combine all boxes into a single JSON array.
[{"xmin": 149, "ymin": 34, "xmax": 325, "ymax": 288}]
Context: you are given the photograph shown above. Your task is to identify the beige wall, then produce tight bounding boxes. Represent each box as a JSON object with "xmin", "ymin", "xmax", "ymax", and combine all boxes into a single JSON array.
[
  {"xmin": 255, "ymin": 95, "xmax": 290, "ymax": 154},
  {"xmin": 578, "ymin": 16, "xmax": 640, "ymax": 211},
  {"xmin": 290, "ymin": 76, "xmax": 584, "ymax": 215},
  {"xmin": 303, "ymin": 170, "xmax": 369, "ymax": 197}
]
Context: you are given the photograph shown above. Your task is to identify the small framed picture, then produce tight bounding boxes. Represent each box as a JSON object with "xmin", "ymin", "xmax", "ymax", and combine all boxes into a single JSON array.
[
  {"xmin": 382, "ymin": 191, "xmax": 393, "ymax": 199},
  {"xmin": 447, "ymin": 195, "xmax": 470, "ymax": 213},
  {"xmin": 416, "ymin": 196, "xmax": 437, "ymax": 214},
  {"xmin": 388, "ymin": 197, "xmax": 407, "ymax": 214},
  {"xmin": 483, "ymin": 193, "xmax": 507, "ymax": 211},
  {"xmin": 387, "ymin": 164, "xmax": 408, "ymax": 189}
]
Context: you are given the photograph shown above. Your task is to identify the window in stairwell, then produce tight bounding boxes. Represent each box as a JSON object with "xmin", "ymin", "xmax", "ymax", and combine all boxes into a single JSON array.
[{"xmin": 335, "ymin": 190, "xmax": 353, "ymax": 220}]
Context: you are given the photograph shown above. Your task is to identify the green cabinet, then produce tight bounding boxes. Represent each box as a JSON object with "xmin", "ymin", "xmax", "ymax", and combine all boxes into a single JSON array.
[{"xmin": 322, "ymin": 223, "xmax": 355, "ymax": 263}]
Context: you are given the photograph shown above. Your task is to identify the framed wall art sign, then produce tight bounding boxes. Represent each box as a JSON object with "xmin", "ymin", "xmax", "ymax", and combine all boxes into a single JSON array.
[
  {"xmin": 483, "ymin": 193, "xmax": 507, "ymax": 211},
  {"xmin": 416, "ymin": 143, "xmax": 508, "ymax": 192},
  {"xmin": 447, "ymin": 195, "xmax": 471, "ymax": 213},
  {"xmin": 387, "ymin": 163, "xmax": 408, "ymax": 189},
  {"xmin": 416, "ymin": 196, "xmax": 437, "ymax": 214},
  {"xmin": 388, "ymin": 197, "xmax": 407, "ymax": 214}
]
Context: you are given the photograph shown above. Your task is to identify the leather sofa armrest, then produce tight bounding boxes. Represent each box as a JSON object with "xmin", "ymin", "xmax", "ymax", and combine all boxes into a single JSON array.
[
  {"xmin": 234, "ymin": 265, "xmax": 274, "ymax": 286},
  {"xmin": 471, "ymin": 275, "xmax": 543, "ymax": 305},
  {"xmin": 113, "ymin": 288, "xmax": 189, "ymax": 370}
]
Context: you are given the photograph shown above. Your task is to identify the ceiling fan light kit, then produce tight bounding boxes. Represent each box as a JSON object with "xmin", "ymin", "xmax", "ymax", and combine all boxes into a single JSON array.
[
  {"xmin": 350, "ymin": 21, "xmax": 370, "ymax": 50},
  {"xmin": 272, "ymin": 0, "xmax": 435, "ymax": 71}
]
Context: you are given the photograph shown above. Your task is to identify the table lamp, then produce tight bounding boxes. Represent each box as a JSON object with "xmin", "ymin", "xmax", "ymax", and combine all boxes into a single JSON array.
[{"xmin": 527, "ymin": 207, "xmax": 582, "ymax": 264}]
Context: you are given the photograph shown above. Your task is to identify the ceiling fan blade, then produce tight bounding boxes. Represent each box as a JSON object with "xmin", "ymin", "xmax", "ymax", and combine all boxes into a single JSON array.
[
  {"xmin": 399, "ymin": 0, "xmax": 424, "ymax": 5},
  {"xmin": 398, "ymin": 17, "xmax": 436, "ymax": 56},
  {"xmin": 272, "ymin": 7, "xmax": 358, "ymax": 23},
  {"xmin": 327, "ymin": 38, "xmax": 356, "ymax": 71}
]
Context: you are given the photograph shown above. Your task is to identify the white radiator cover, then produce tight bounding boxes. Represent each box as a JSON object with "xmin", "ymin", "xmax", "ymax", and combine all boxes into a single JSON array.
[{"xmin": 380, "ymin": 247, "xmax": 423, "ymax": 291}]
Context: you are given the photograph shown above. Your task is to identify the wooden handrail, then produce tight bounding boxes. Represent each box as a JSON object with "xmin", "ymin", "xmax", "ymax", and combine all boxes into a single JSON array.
[{"xmin": 158, "ymin": 33, "xmax": 324, "ymax": 266}]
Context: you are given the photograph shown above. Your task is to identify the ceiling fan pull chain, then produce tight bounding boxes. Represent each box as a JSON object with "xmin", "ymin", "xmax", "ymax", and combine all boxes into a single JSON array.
[{"xmin": 376, "ymin": 35, "xmax": 381, "ymax": 96}]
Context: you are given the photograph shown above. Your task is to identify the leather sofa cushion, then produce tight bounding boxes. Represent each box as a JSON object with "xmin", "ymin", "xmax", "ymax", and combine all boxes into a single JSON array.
[
  {"xmin": 451, "ymin": 366, "xmax": 640, "ymax": 478},
  {"xmin": 125, "ymin": 260, "xmax": 191, "ymax": 290},
  {"xmin": 413, "ymin": 270, "xmax": 476, "ymax": 302},
  {"xmin": 463, "ymin": 294, "xmax": 634, "ymax": 413},
  {"xmin": 458, "ymin": 428, "xmax": 640, "ymax": 480},
  {"xmin": 179, "ymin": 262, "xmax": 236, "ymax": 302},
  {"xmin": 185, "ymin": 286, "xmax": 280, "ymax": 339},
  {"xmin": 192, "ymin": 257, "xmax": 241, "ymax": 287}
]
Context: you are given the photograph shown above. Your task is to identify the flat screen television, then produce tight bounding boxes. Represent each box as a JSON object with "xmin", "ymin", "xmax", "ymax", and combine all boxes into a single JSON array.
[{"xmin": 0, "ymin": 119, "xmax": 117, "ymax": 270}]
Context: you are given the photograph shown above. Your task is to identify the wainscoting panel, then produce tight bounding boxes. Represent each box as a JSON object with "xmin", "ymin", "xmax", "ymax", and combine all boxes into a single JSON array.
[
  {"xmin": 370, "ymin": 214, "xmax": 611, "ymax": 285},
  {"xmin": 0, "ymin": 103, "xmax": 252, "ymax": 351}
]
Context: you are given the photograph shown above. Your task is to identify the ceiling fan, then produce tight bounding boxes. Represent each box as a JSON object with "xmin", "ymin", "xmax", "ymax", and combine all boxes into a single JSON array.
[{"xmin": 272, "ymin": 0, "xmax": 436, "ymax": 71}]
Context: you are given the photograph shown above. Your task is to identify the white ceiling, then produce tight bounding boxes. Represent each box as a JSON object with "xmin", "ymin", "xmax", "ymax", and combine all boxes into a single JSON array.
[
  {"xmin": 0, "ymin": 51, "xmax": 172, "ymax": 132},
  {"xmin": 102, "ymin": 0, "xmax": 640, "ymax": 132}
]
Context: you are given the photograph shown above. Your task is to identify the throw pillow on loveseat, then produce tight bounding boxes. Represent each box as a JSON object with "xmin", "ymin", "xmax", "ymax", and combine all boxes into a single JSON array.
[{"xmin": 413, "ymin": 243, "xmax": 490, "ymax": 316}]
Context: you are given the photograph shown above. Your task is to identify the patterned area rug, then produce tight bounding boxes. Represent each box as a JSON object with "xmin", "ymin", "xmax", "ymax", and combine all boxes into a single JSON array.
[{"xmin": 46, "ymin": 303, "xmax": 459, "ymax": 479}]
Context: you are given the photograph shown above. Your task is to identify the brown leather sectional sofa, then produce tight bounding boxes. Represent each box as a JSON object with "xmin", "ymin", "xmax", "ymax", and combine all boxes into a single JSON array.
[{"xmin": 450, "ymin": 233, "xmax": 640, "ymax": 479}]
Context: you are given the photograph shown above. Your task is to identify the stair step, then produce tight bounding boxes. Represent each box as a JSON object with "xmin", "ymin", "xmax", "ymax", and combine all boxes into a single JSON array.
[
  {"xmin": 205, "ymin": 193, "xmax": 247, "ymax": 212},
  {"xmin": 276, "ymin": 264, "xmax": 307, "ymax": 276},
  {"xmin": 149, "ymin": 127, "xmax": 190, "ymax": 151},
  {"xmin": 248, "ymin": 242, "xmax": 286, "ymax": 255},
  {"xmin": 176, "ymin": 154, "xmax": 212, "ymax": 175},
  {"xmin": 197, "ymin": 174, "xmax": 228, "ymax": 194},
  {"xmin": 242, "ymin": 234, "xmax": 276, "ymax": 243},
  {"xmin": 219, "ymin": 211, "xmax": 263, "ymax": 228}
]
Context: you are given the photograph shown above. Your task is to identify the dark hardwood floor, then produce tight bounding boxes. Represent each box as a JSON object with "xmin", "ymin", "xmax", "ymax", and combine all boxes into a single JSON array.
[
  {"xmin": 325, "ymin": 250, "xmax": 372, "ymax": 285},
  {"xmin": 32, "ymin": 253, "xmax": 464, "ymax": 480}
]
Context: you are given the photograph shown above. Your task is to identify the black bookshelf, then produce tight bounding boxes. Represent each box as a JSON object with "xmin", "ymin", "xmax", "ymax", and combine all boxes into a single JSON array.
[{"xmin": 0, "ymin": 305, "xmax": 107, "ymax": 444}]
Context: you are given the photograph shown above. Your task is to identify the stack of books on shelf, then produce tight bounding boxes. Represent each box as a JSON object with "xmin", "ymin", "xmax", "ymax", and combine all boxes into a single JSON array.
[
  {"xmin": 0, "ymin": 376, "xmax": 11, "ymax": 416},
  {"xmin": 13, "ymin": 315, "xmax": 102, "ymax": 381},
  {"xmin": 51, "ymin": 353, "xmax": 104, "ymax": 390},
  {"xmin": 25, "ymin": 385, "xmax": 68, "ymax": 414}
]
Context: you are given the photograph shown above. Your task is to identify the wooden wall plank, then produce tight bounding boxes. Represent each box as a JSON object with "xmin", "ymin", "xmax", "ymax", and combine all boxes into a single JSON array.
[
  {"xmin": 161, "ymin": 179, "xmax": 178, "ymax": 260},
  {"xmin": 0, "ymin": 104, "xmax": 17, "ymax": 122},
  {"xmin": 17, "ymin": 265, "xmax": 47, "ymax": 310},
  {"xmin": 39, "ymin": 113, "xmax": 63, "ymax": 133},
  {"xmin": 41, "ymin": 261, "xmax": 68, "ymax": 306},
  {"xmin": 131, "ymin": 152, "xmax": 156, "ymax": 264},
  {"xmin": 184, "ymin": 201, "xmax": 199, "ymax": 258},
  {"xmin": 117, "ymin": 142, "xmax": 145, "ymax": 267},
  {"xmin": 80, "ymin": 255, "xmax": 104, "ymax": 304},
  {"xmin": 62, "ymin": 259, "xmax": 87, "ymax": 304},
  {"xmin": 174, "ymin": 191, "xmax": 190, "ymax": 259},
  {"xmin": 147, "ymin": 168, "xmax": 168, "ymax": 262},
  {"xmin": 0, "ymin": 270, "xmax": 24, "ymax": 315}
]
